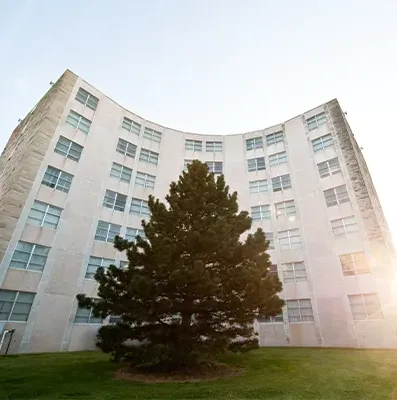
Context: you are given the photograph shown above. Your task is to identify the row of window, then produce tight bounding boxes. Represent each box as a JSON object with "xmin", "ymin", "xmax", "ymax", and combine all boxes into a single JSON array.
[
  {"xmin": 55, "ymin": 134, "xmax": 159, "ymax": 167},
  {"xmin": 0, "ymin": 289, "xmax": 381, "ymax": 324},
  {"xmin": 71, "ymin": 88, "xmax": 163, "ymax": 144},
  {"xmin": 250, "ymin": 183, "xmax": 350, "ymax": 222},
  {"xmin": 73, "ymin": 87, "xmax": 328, "ymax": 149},
  {"xmin": 260, "ymin": 292, "xmax": 382, "ymax": 324}
]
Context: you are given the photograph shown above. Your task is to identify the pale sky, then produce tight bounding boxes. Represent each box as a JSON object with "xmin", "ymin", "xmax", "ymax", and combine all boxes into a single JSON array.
[{"xmin": 1, "ymin": 0, "xmax": 397, "ymax": 243}]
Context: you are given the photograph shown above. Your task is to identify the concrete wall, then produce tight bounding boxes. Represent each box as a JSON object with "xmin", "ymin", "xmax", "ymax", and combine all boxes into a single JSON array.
[{"xmin": 0, "ymin": 71, "xmax": 395, "ymax": 353}]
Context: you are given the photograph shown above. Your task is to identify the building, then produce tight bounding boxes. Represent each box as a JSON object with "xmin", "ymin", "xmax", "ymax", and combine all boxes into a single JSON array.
[{"xmin": 0, "ymin": 69, "xmax": 396, "ymax": 354}]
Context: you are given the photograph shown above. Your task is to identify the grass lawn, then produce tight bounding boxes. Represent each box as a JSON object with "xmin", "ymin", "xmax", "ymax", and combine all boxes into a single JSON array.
[{"xmin": 1, "ymin": 347, "xmax": 397, "ymax": 400}]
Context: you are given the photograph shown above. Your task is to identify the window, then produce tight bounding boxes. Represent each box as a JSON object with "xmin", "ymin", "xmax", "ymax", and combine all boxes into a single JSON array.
[
  {"xmin": 27, "ymin": 200, "xmax": 62, "ymax": 229},
  {"xmin": 135, "ymin": 172, "xmax": 155, "ymax": 189},
  {"xmin": 85, "ymin": 257, "xmax": 115, "ymax": 279},
  {"xmin": 54, "ymin": 136, "xmax": 83, "ymax": 162},
  {"xmin": 75, "ymin": 87, "xmax": 99, "ymax": 111},
  {"xmin": 268, "ymin": 264, "xmax": 278, "ymax": 277},
  {"xmin": 94, "ymin": 221, "xmax": 121, "ymax": 243},
  {"xmin": 246, "ymin": 137, "xmax": 263, "ymax": 151},
  {"xmin": 248, "ymin": 157, "xmax": 266, "ymax": 172},
  {"xmin": 251, "ymin": 205, "xmax": 271, "ymax": 221},
  {"xmin": 143, "ymin": 127, "xmax": 162, "ymax": 143},
  {"xmin": 74, "ymin": 300, "xmax": 103, "ymax": 324},
  {"xmin": 109, "ymin": 315, "xmax": 123, "ymax": 324},
  {"xmin": 312, "ymin": 134, "xmax": 333, "ymax": 152},
  {"xmin": 307, "ymin": 112, "xmax": 327, "ymax": 131},
  {"xmin": 125, "ymin": 228, "xmax": 146, "ymax": 243},
  {"xmin": 122, "ymin": 117, "xmax": 141, "ymax": 135},
  {"xmin": 317, "ymin": 157, "xmax": 341, "ymax": 178},
  {"xmin": 116, "ymin": 138, "xmax": 137, "ymax": 158},
  {"xmin": 331, "ymin": 216, "xmax": 359, "ymax": 239},
  {"xmin": 206, "ymin": 161, "xmax": 223, "ymax": 175},
  {"xmin": 269, "ymin": 151, "xmax": 287, "ymax": 167},
  {"xmin": 287, "ymin": 299, "xmax": 314, "ymax": 322},
  {"xmin": 110, "ymin": 162, "xmax": 132, "ymax": 183},
  {"xmin": 272, "ymin": 174, "xmax": 291, "ymax": 192},
  {"xmin": 184, "ymin": 159, "xmax": 192, "ymax": 171},
  {"xmin": 103, "ymin": 190, "xmax": 127, "ymax": 212},
  {"xmin": 42, "ymin": 166, "xmax": 73, "ymax": 193},
  {"xmin": 185, "ymin": 139, "xmax": 202, "ymax": 151},
  {"xmin": 249, "ymin": 179, "xmax": 268, "ymax": 194},
  {"xmin": 324, "ymin": 185, "xmax": 349, "ymax": 207},
  {"xmin": 205, "ymin": 141, "xmax": 223, "ymax": 152},
  {"xmin": 139, "ymin": 148, "xmax": 159, "ymax": 165},
  {"xmin": 266, "ymin": 131, "xmax": 283, "ymax": 146},
  {"xmin": 348, "ymin": 294, "xmax": 383, "ymax": 320},
  {"xmin": 9, "ymin": 242, "xmax": 50, "ymax": 272},
  {"xmin": 130, "ymin": 198, "xmax": 150, "ymax": 217},
  {"xmin": 266, "ymin": 233, "xmax": 275, "ymax": 250},
  {"xmin": 0, "ymin": 290, "xmax": 35, "ymax": 322},
  {"xmin": 339, "ymin": 252, "xmax": 370, "ymax": 276},
  {"xmin": 282, "ymin": 262, "xmax": 307, "ymax": 283},
  {"xmin": 259, "ymin": 313, "xmax": 283, "ymax": 323},
  {"xmin": 279, "ymin": 229, "xmax": 301, "ymax": 249},
  {"xmin": 66, "ymin": 110, "xmax": 91, "ymax": 134},
  {"xmin": 275, "ymin": 200, "xmax": 296, "ymax": 219}
]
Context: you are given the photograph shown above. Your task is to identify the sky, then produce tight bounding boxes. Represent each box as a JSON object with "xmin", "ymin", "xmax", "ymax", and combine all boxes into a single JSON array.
[{"xmin": 1, "ymin": 0, "xmax": 397, "ymax": 242}]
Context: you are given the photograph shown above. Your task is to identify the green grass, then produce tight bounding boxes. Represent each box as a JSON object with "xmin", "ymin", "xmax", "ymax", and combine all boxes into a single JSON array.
[{"xmin": 1, "ymin": 347, "xmax": 397, "ymax": 399}]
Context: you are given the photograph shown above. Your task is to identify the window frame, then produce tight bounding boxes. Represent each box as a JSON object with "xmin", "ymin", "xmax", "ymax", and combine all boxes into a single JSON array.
[
  {"xmin": 103, "ymin": 189, "xmax": 127, "ymax": 212},
  {"xmin": 130, "ymin": 198, "xmax": 150, "ymax": 217},
  {"xmin": 74, "ymin": 299, "xmax": 103, "ymax": 324},
  {"xmin": 122, "ymin": 117, "xmax": 141, "ymax": 135},
  {"xmin": 348, "ymin": 293, "xmax": 383, "ymax": 321},
  {"xmin": 9, "ymin": 241, "xmax": 50, "ymax": 272},
  {"xmin": 135, "ymin": 172, "xmax": 156, "ymax": 189},
  {"xmin": 275, "ymin": 200, "xmax": 296, "ymax": 219},
  {"xmin": 246, "ymin": 137, "xmax": 263, "ymax": 151},
  {"xmin": 125, "ymin": 227, "xmax": 146, "ymax": 243},
  {"xmin": 66, "ymin": 110, "xmax": 91, "ymax": 134},
  {"xmin": 205, "ymin": 141, "xmax": 223, "ymax": 152},
  {"xmin": 0, "ymin": 290, "xmax": 35, "ymax": 322},
  {"xmin": 54, "ymin": 136, "xmax": 83, "ymax": 162},
  {"xmin": 268, "ymin": 151, "xmax": 287, "ymax": 167},
  {"xmin": 247, "ymin": 157, "xmax": 266, "ymax": 172},
  {"xmin": 307, "ymin": 112, "xmax": 327, "ymax": 131},
  {"xmin": 324, "ymin": 185, "xmax": 350, "ymax": 207},
  {"xmin": 206, "ymin": 161, "xmax": 223, "ymax": 175},
  {"xmin": 85, "ymin": 256, "xmax": 115, "ymax": 280},
  {"xmin": 282, "ymin": 262, "xmax": 307, "ymax": 283},
  {"xmin": 251, "ymin": 204, "xmax": 271, "ymax": 221},
  {"xmin": 279, "ymin": 229, "xmax": 301, "ymax": 249},
  {"xmin": 110, "ymin": 162, "xmax": 132, "ymax": 183},
  {"xmin": 185, "ymin": 139, "xmax": 202, "ymax": 151},
  {"xmin": 266, "ymin": 131, "xmax": 284, "ymax": 146},
  {"xmin": 249, "ymin": 179, "xmax": 268, "ymax": 194},
  {"xmin": 312, "ymin": 134, "xmax": 334, "ymax": 152},
  {"xmin": 287, "ymin": 299, "xmax": 314, "ymax": 323},
  {"xmin": 42, "ymin": 166, "xmax": 73, "ymax": 193},
  {"xmin": 266, "ymin": 232, "xmax": 275, "ymax": 250},
  {"xmin": 94, "ymin": 221, "xmax": 121, "ymax": 243},
  {"xmin": 75, "ymin": 87, "xmax": 99, "ymax": 111},
  {"xmin": 143, "ymin": 127, "xmax": 162, "ymax": 143},
  {"xmin": 139, "ymin": 148, "xmax": 159, "ymax": 165},
  {"xmin": 331, "ymin": 216, "xmax": 359, "ymax": 239},
  {"xmin": 317, "ymin": 157, "xmax": 341, "ymax": 178},
  {"xmin": 339, "ymin": 252, "xmax": 370, "ymax": 276},
  {"xmin": 27, "ymin": 200, "xmax": 62, "ymax": 229},
  {"xmin": 116, "ymin": 138, "xmax": 137, "ymax": 158},
  {"xmin": 272, "ymin": 174, "xmax": 291, "ymax": 192}
]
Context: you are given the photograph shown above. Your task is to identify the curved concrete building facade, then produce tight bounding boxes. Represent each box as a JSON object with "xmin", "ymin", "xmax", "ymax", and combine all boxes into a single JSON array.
[{"xmin": 0, "ymin": 69, "xmax": 396, "ymax": 353}]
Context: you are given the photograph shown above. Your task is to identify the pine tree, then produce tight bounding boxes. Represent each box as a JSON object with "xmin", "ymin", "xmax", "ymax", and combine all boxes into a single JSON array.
[{"xmin": 77, "ymin": 160, "xmax": 284, "ymax": 369}]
